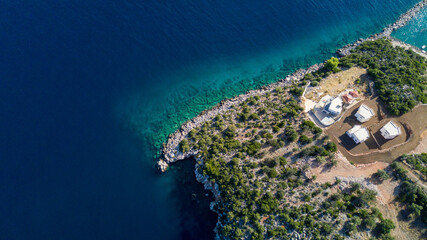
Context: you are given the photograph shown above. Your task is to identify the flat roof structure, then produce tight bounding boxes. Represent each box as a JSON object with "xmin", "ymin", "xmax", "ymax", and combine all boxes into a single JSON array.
[
  {"xmin": 318, "ymin": 95, "xmax": 332, "ymax": 108},
  {"xmin": 320, "ymin": 116, "xmax": 335, "ymax": 126},
  {"xmin": 325, "ymin": 97, "xmax": 343, "ymax": 115}
]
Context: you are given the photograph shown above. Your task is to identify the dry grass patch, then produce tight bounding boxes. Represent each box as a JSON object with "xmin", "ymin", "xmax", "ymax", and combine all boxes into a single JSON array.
[
  {"xmin": 305, "ymin": 67, "xmax": 368, "ymax": 101},
  {"xmin": 311, "ymin": 152, "xmax": 388, "ymax": 184},
  {"xmin": 411, "ymin": 130, "xmax": 427, "ymax": 155}
]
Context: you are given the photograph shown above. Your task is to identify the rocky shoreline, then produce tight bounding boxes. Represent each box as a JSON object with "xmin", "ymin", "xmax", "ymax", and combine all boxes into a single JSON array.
[
  {"xmin": 157, "ymin": 63, "xmax": 323, "ymax": 172},
  {"xmin": 156, "ymin": 2, "xmax": 427, "ymax": 238},
  {"xmin": 337, "ymin": 0, "xmax": 427, "ymax": 56},
  {"xmin": 390, "ymin": 36, "xmax": 427, "ymax": 58},
  {"xmin": 158, "ymin": 0, "xmax": 426, "ymax": 170}
]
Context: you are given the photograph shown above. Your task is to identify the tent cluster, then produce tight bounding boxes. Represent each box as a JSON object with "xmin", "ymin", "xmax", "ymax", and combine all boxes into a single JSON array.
[{"xmin": 346, "ymin": 104, "xmax": 401, "ymax": 144}]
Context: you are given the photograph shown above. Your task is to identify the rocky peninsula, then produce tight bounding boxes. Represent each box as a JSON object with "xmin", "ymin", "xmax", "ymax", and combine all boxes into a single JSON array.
[
  {"xmin": 158, "ymin": 63, "xmax": 323, "ymax": 172},
  {"xmin": 157, "ymin": 2, "xmax": 427, "ymax": 239},
  {"xmin": 159, "ymin": 0, "xmax": 427, "ymax": 172}
]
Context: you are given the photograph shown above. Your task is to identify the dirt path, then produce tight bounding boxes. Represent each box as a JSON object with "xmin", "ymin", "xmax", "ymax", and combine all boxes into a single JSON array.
[
  {"xmin": 401, "ymin": 163, "xmax": 427, "ymax": 190},
  {"xmin": 410, "ymin": 129, "xmax": 427, "ymax": 154},
  {"xmin": 312, "ymin": 153, "xmax": 409, "ymax": 239},
  {"xmin": 376, "ymin": 177, "xmax": 427, "ymax": 240},
  {"xmin": 311, "ymin": 132, "xmax": 427, "ymax": 239},
  {"xmin": 378, "ymin": 202, "xmax": 410, "ymax": 240},
  {"xmin": 311, "ymin": 152, "xmax": 388, "ymax": 183}
]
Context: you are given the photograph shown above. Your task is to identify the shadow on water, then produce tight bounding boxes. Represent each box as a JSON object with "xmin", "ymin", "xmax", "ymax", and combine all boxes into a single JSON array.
[{"xmin": 166, "ymin": 158, "xmax": 218, "ymax": 240}]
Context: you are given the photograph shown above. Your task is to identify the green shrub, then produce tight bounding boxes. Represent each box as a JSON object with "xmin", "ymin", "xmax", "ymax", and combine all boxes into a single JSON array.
[
  {"xmin": 363, "ymin": 215, "xmax": 377, "ymax": 229},
  {"xmin": 231, "ymin": 158, "xmax": 240, "ymax": 166},
  {"xmin": 350, "ymin": 182, "xmax": 361, "ymax": 192},
  {"xmin": 345, "ymin": 222, "xmax": 357, "ymax": 235},
  {"xmin": 390, "ymin": 162, "xmax": 408, "ymax": 179},
  {"xmin": 325, "ymin": 142, "xmax": 337, "ymax": 152},
  {"xmin": 277, "ymin": 156, "xmax": 288, "ymax": 166},
  {"xmin": 276, "ymin": 190, "xmax": 285, "ymax": 199},
  {"xmin": 321, "ymin": 223, "xmax": 332, "ymax": 235},
  {"xmin": 261, "ymin": 158, "xmax": 278, "ymax": 168},
  {"xmin": 379, "ymin": 233, "xmax": 395, "ymax": 240},
  {"xmin": 179, "ymin": 139, "xmax": 190, "ymax": 152},
  {"xmin": 311, "ymin": 80, "xmax": 319, "ymax": 87},
  {"xmin": 298, "ymin": 135, "xmax": 312, "ymax": 145},
  {"xmin": 249, "ymin": 113, "xmax": 260, "ymax": 120},
  {"xmin": 300, "ymin": 120, "xmax": 315, "ymax": 129},
  {"xmin": 285, "ymin": 126, "xmax": 298, "ymax": 142},
  {"xmin": 290, "ymin": 87, "xmax": 304, "ymax": 97},
  {"xmin": 374, "ymin": 169, "xmax": 390, "ymax": 181},
  {"xmin": 246, "ymin": 141, "xmax": 262, "ymax": 156},
  {"xmin": 409, "ymin": 203, "xmax": 422, "ymax": 218},
  {"xmin": 275, "ymin": 87, "xmax": 283, "ymax": 93},
  {"xmin": 376, "ymin": 219, "xmax": 395, "ymax": 235},
  {"xmin": 224, "ymin": 125, "xmax": 237, "ymax": 138},
  {"xmin": 353, "ymin": 189, "xmax": 377, "ymax": 208},
  {"xmin": 340, "ymin": 39, "xmax": 427, "ymax": 115},
  {"xmin": 316, "ymin": 156, "xmax": 326, "ymax": 164},
  {"xmin": 402, "ymin": 153, "xmax": 427, "ymax": 177},
  {"xmin": 262, "ymin": 166, "xmax": 278, "ymax": 178},
  {"xmin": 325, "ymin": 57, "xmax": 339, "ymax": 71}
]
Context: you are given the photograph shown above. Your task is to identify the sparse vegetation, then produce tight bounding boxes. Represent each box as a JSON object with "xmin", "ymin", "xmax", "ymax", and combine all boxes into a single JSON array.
[
  {"xmin": 391, "ymin": 154, "xmax": 427, "ymax": 224},
  {"xmin": 166, "ymin": 38, "xmax": 427, "ymax": 240},
  {"xmin": 401, "ymin": 153, "xmax": 427, "ymax": 177},
  {"xmin": 339, "ymin": 39, "xmax": 427, "ymax": 115},
  {"xmin": 176, "ymin": 83, "xmax": 397, "ymax": 239},
  {"xmin": 179, "ymin": 139, "xmax": 190, "ymax": 152},
  {"xmin": 374, "ymin": 169, "xmax": 390, "ymax": 181}
]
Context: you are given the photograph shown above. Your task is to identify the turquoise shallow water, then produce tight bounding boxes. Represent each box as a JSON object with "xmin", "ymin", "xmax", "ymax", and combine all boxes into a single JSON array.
[
  {"xmin": 119, "ymin": 0, "xmax": 422, "ymax": 155},
  {"xmin": 393, "ymin": 6, "xmax": 427, "ymax": 48}
]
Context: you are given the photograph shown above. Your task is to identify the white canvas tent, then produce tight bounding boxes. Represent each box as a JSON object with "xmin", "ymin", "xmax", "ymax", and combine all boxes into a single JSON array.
[
  {"xmin": 347, "ymin": 125, "xmax": 370, "ymax": 144},
  {"xmin": 355, "ymin": 104, "xmax": 375, "ymax": 123},
  {"xmin": 380, "ymin": 121, "xmax": 401, "ymax": 139}
]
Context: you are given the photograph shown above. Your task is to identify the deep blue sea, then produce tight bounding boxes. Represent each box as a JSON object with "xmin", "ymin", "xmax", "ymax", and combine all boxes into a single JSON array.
[{"xmin": 1, "ymin": 1, "xmax": 425, "ymax": 239}]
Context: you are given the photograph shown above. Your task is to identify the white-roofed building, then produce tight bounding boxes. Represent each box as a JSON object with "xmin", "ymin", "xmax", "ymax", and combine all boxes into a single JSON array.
[
  {"xmin": 318, "ymin": 95, "xmax": 332, "ymax": 108},
  {"xmin": 346, "ymin": 125, "xmax": 370, "ymax": 144},
  {"xmin": 324, "ymin": 97, "xmax": 343, "ymax": 115},
  {"xmin": 354, "ymin": 104, "xmax": 375, "ymax": 123},
  {"xmin": 380, "ymin": 121, "xmax": 401, "ymax": 139},
  {"xmin": 320, "ymin": 116, "xmax": 335, "ymax": 126}
]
